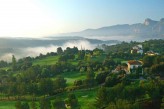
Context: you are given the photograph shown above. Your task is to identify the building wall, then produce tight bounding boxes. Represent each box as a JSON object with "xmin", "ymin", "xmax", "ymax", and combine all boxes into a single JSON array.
[{"xmin": 127, "ymin": 63, "xmax": 142, "ymax": 73}]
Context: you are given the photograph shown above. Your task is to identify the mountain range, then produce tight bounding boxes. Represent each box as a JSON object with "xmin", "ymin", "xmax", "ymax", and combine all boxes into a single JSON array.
[{"xmin": 58, "ymin": 18, "xmax": 164, "ymax": 40}]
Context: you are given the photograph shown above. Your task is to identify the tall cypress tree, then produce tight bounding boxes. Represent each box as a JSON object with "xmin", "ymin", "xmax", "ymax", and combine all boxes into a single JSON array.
[{"xmin": 12, "ymin": 55, "xmax": 17, "ymax": 71}]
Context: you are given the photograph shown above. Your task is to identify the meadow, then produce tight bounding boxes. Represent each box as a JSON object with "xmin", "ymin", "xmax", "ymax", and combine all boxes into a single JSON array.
[
  {"xmin": 0, "ymin": 87, "xmax": 98, "ymax": 109},
  {"xmin": 33, "ymin": 56, "xmax": 60, "ymax": 66}
]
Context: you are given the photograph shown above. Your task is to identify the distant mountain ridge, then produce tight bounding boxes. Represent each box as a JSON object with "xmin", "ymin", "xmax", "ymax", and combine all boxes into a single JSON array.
[{"xmin": 59, "ymin": 18, "xmax": 164, "ymax": 39}]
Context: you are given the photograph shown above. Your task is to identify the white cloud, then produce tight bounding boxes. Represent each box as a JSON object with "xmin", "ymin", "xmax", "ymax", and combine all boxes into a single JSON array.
[
  {"xmin": 0, "ymin": 53, "xmax": 13, "ymax": 62},
  {"xmin": 23, "ymin": 40, "xmax": 96, "ymax": 57},
  {"xmin": 0, "ymin": 40, "xmax": 96, "ymax": 62},
  {"xmin": 63, "ymin": 40, "xmax": 96, "ymax": 50}
]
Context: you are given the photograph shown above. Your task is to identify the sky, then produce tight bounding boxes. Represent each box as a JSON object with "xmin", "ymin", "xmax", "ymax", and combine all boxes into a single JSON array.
[{"xmin": 0, "ymin": 0, "xmax": 164, "ymax": 38}]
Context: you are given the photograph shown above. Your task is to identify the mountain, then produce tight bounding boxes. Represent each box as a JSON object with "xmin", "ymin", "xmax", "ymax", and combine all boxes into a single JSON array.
[{"xmin": 59, "ymin": 18, "xmax": 164, "ymax": 40}]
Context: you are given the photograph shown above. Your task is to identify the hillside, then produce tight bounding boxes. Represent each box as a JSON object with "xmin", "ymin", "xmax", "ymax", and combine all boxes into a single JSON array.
[{"xmin": 0, "ymin": 39, "xmax": 163, "ymax": 109}]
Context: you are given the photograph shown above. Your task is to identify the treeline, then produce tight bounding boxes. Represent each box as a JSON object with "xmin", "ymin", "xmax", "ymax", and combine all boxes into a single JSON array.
[
  {"xmin": 103, "ymin": 39, "xmax": 164, "ymax": 54},
  {"xmin": 15, "ymin": 93, "xmax": 80, "ymax": 109},
  {"xmin": 95, "ymin": 79, "xmax": 164, "ymax": 109}
]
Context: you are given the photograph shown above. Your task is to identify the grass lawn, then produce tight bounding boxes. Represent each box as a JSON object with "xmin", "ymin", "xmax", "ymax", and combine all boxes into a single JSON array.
[
  {"xmin": 69, "ymin": 60, "xmax": 79, "ymax": 66},
  {"xmin": 0, "ymin": 87, "xmax": 98, "ymax": 109},
  {"xmin": 0, "ymin": 101, "xmax": 16, "ymax": 109},
  {"xmin": 50, "ymin": 87, "xmax": 98, "ymax": 109},
  {"xmin": 75, "ymin": 88, "xmax": 98, "ymax": 109},
  {"xmin": 57, "ymin": 71, "xmax": 86, "ymax": 86},
  {"xmin": 33, "ymin": 56, "xmax": 59, "ymax": 66},
  {"xmin": 113, "ymin": 58, "xmax": 125, "ymax": 63},
  {"xmin": 91, "ymin": 54, "xmax": 106, "ymax": 62},
  {"xmin": 0, "ymin": 67, "xmax": 10, "ymax": 71},
  {"xmin": 121, "ymin": 60, "xmax": 128, "ymax": 64}
]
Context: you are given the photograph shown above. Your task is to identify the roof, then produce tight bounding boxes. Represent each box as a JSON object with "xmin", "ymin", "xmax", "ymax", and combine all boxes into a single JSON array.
[
  {"xmin": 132, "ymin": 45, "xmax": 143, "ymax": 50},
  {"xmin": 128, "ymin": 60, "xmax": 142, "ymax": 65}
]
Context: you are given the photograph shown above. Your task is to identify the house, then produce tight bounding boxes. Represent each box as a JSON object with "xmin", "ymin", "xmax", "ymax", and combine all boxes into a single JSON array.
[
  {"xmin": 112, "ymin": 65, "xmax": 128, "ymax": 74},
  {"xmin": 127, "ymin": 60, "xmax": 142, "ymax": 74},
  {"xmin": 131, "ymin": 44, "xmax": 143, "ymax": 55},
  {"xmin": 145, "ymin": 50, "xmax": 159, "ymax": 56}
]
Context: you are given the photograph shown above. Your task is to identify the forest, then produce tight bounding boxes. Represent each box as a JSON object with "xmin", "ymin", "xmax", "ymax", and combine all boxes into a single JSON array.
[{"xmin": 0, "ymin": 39, "xmax": 163, "ymax": 109}]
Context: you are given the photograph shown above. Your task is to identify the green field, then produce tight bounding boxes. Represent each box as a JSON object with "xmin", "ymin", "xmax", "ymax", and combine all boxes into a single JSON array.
[
  {"xmin": 49, "ymin": 87, "xmax": 98, "ymax": 109},
  {"xmin": 0, "ymin": 54, "xmax": 104, "ymax": 109},
  {"xmin": 59, "ymin": 71, "xmax": 86, "ymax": 86},
  {"xmin": 0, "ymin": 88, "xmax": 98, "ymax": 109},
  {"xmin": 33, "ymin": 56, "xmax": 59, "ymax": 66},
  {"xmin": 0, "ymin": 67, "xmax": 10, "ymax": 71},
  {"xmin": 75, "ymin": 88, "xmax": 97, "ymax": 109},
  {"xmin": 0, "ymin": 101, "xmax": 16, "ymax": 109},
  {"xmin": 91, "ymin": 54, "xmax": 106, "ymax": 62}
]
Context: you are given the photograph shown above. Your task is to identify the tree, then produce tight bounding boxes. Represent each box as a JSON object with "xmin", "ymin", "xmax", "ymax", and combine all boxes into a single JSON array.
[
  {"xmin": 31, "ymin": 101, "xmax": 37, "ymax": 109},
  {"xmin": 57, "ymin": 47, "xmax": 63, "ymax": 55},
  {"xmin": 53, "ymin": 98, "xmax": 66, "ymax": 109},
  {"xmin": 40, "ymin": 98, "xmax": 51, "ymax": 109},
  {"xmin": 103, "ymin": 58, "xmax": 115, "ymax": 67},
  {"xmin": 95, "ymin": 87, "xmax": 109, "ymax": 108},
  {"xmin": 15, "ymin": 101, "xmax": 22, "ymax": 109},
  {"xmin": 12, "ymin": 55, "xmax": 17, "ymax": 71},
  {"xmin": 18, "ymin": 57, "xmax": 33, "ymax": 70},
  {"xmin": 161, "ymin": 97, "xmax": 164, "ymax": 109},
  {"xmin": 106, "ymin": 99, "xmax": 140, "ymax": 109},
  {"xmin": 78, "ymin": 50, "xmax": 85, "ymax": 60},
  {"xmin": 0, "ymin": 60, "xmax": 8, "ymax": 68},
  {"xmin": 17, "ymin": 82, "xmax": 27, "ymax": 96},
  {"xmin": 74, "ymin": 80, "xmax": 83, "ymax": 86},
  {"xmin": 86, "ymin": 67, "xmax": 94, "ymax": 78},
  {"xmin": 105, "ymin": 75, "xmax": 118, "ymax": 87},
  {"xmin": 7, "ymin": 82, "xmax": 17, "ymax": 96},
  {"xmin": 41, "ymin": 68, "xmax": 51, "ymax": 78},
  {"xmin": 150, "ymin": 62, "xmax": 164, "ymax": 76},
  {"xmin": 21, "ymin": 102, "xmax": 30, "ymax": 109},
  {"xmin": 85, "ymin": 67, "xmax": 95, "ymax": 87},
  {"xmin": 66, "ymin": 93, "xmax": 80, "ymax": 109},
  {"xmin": 39, "ymin": 78, "xmax": 53, "ymax": 95},
  {"xmin": 93, "ymin": 48, "xmax": 103, "ymax": 56},
  {"xmin": 72, "ymin": 47, "xmax": 78, "ymax": 54},
  {"xmin": 143, "ymin": 55, "xmax": 155, "ymax": 67},
  {"xmin": 54, "ymin": 76, "xmax": 67, "ymax": 90},
  {"xmin": 96, "ymin": 72, "xmax": 108, "ymax": 84}
]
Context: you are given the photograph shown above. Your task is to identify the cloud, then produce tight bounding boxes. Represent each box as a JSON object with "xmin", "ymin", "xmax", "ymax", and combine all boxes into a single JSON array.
[
  {"xmin": 63, "ymin": 40, "xmax": 96, "ymax": 50},
  {"xmin": 83, "ymin": 36, "xmax": 136, "ymax": 41},
  {"xmin": 0, "ymin": 53, "xmax": 14, "ymax": 62}
]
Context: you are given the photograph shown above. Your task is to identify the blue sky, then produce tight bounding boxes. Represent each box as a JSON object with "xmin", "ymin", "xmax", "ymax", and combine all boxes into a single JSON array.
[{"xmin": 0, "ymin": 0, "xmax": 164, "ymax": 37}]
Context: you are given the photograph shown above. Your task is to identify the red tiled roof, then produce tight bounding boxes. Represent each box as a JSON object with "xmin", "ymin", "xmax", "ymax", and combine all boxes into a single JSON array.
[{"xmin": 128, "ymin": 60, "xmax": 142, "ymax": 65}]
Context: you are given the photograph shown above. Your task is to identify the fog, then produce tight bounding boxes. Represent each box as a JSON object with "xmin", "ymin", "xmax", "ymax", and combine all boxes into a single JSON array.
[
  {"xmin": 0, "ymin": 40, "xmax": 97, "ymax": 62},
  {"xmin": 82, "ymin": 35, "xmax": 144, "ymax": 42},
  {"xmin": 0, "ymin": 35, "xmax": 156, "ymax": 62}
]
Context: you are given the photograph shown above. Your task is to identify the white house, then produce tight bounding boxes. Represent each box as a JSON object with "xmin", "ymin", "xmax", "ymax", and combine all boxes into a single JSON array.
[
  {"xmin": 131, "ymin": 44, "xmax": 143, "ymax": 55},
  {"xmin": 145, "ymin": 50, "xmax": 159, "ymax": 56},
  {"xmin": 127, "ymin": 60, "xmax": 142, "ymax": 74}
]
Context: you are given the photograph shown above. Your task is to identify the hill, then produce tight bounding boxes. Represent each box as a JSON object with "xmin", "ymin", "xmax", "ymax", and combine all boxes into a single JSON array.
[
  {"xmin": 0, "ymin": 39, "xmax": 163, "ymax": 109},
  {"xmin": 59, "ymin": 18, "xmax": 164, "ymax": 40}
]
